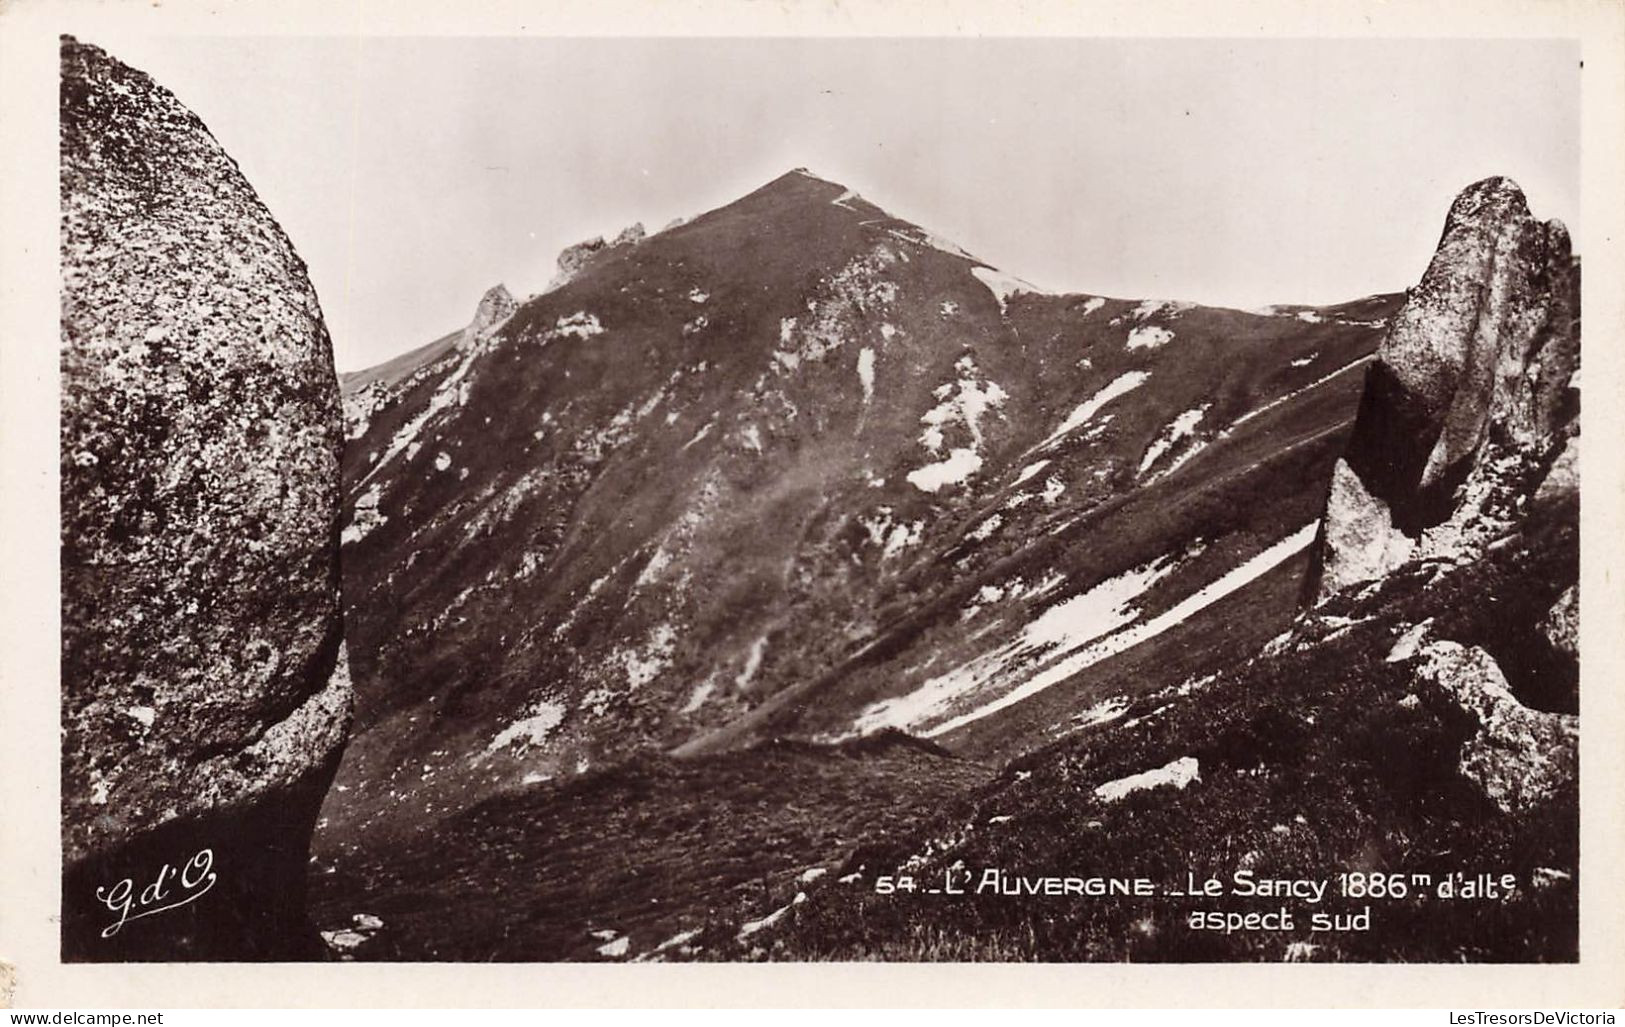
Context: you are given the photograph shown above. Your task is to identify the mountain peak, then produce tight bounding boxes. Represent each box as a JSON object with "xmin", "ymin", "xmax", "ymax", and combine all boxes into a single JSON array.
[{"xmin": 743, "ymin": 166, "xmax": 854, "ymax": 202}]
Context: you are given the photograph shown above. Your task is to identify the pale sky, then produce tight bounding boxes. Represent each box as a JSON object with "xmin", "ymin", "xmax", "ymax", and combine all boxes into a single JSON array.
[{"xmin": 90, "ymin": 36, "xmax": 1579, "ymax": 371}]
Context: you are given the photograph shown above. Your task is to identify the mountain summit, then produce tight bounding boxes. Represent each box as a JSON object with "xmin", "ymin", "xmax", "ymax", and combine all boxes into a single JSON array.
[{"xmin": 318, "ymin": 167, "xmax": 1401, "ymax": 894}]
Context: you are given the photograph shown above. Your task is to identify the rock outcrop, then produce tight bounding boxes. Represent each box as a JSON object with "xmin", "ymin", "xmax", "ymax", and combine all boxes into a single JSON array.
[
  {"xmin": 1411, "ymin": 641, "xmax": 1577, "ymax": 814},
  {"xmin": 60, "ymin": 37, "xmax": 350, "ymax": 959},
  {"xmin": 456, "ymin": 283, "xmax": 516, "ymax": 350},
  {"xmin": 340, "ymin": 283, "xmax": 518, "ymax": 442},
  {"xmin": 1309, "ymin": 177, "xmax": 1579, "ymax": 600},
  {"xmin": 547, "ymin": 222, "xmax": 645, "ymax": 290}
]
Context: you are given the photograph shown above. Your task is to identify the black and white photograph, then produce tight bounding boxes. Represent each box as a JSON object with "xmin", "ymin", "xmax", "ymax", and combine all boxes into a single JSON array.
[{"xmin": 5, "ymin": 0, "xmax": 1624, "ymax": 1009}]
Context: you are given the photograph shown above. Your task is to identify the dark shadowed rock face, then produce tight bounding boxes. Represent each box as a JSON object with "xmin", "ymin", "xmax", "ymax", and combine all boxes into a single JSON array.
[
  {"xmin": 59, "ymin": 36, "xmax": 350, "ymax": 960},
  {"xmin": 1311, "ymin": 177, "xmax": 1580, "ymax": 598}
]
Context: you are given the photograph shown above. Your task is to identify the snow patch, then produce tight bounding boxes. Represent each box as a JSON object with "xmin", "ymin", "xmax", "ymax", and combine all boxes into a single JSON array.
[
  {"xmin": 857, "ymin": 347, "xmax": 875, "ymax": 402},
  {"xmin": 681, "ymin": 676, "xmax": 717, "ymax": 714},
  {"xmin": 1014, "ymin": 459, "xmax": 1050, "ymax": 486},
  {"xmin": 1125, "ymin": 325, "xmax": 1175, "ymax": 350},
  {"xmin": 1070, "ymin": 696, "xmax": 1131, "ymax": 731},
  {"xmin": 909, "ymin": 356, "xmax": 1007, "ymax": 492},
  {"xmin": 682, "ymin": 420, "xmax": 715, "ymax": 450},
  {"xmin": 634, "ymin": 928, "xmax": 702, "ymax": 962},
  {"xmin": 356, "ymin": 334, "xmax": 487, "ymax": 490},
  {"xmin": 967, "ymin": 515, "xmax": 1002, "ymax": 542},
  {"xmin": 635, "ymin": 546, "xmax": 674, "ymax": 588},
  {"xmin": 1039, "ymin": 371, "xmax": 1150, "ymax": 449},
  {"xmin": 621, "ymin": 624, "xmax": 677, "ymax": 690},
  {"xmin": 736, "ymin": 636, "xmax": 769, "ymax": 689},
  {"xmin": 1127, "ymin": 299, "xmax": 1189, "ymax": 321},
  {"xmin": 1386, "ymin": 620, "xmax": 1434, "ymax": 663},
  {"xmin": 1228, "ymin": 354, "xmax": 1374, "ymax": 432},
  {"xmin": 889, "ymin": 225, "xmax": 978, "ymax": 262},
  {"xmin": 856, "ymin": 553, "xmax": 1184, "ymax": 736},
  {"xmin": 484, "ymin": 700, "xmax": 567, "ymax": 756},
  {"xmin": 914, "ymin": 523, "xmax": 1320, "ymax": 738},
  {"xmin": 738, "ymin": 893, "xmax": 806, "ymax": 940},
  {"xmin": 884, "ymin": 520, "xmax": 923, "ymax": 559},
  {"xmin": 907, "ymin": 448, "xmax": 982, "ymax": 493},
  {"xmin": 1095, "ymin": 756, "xmax": 1201, "ymax": 802},
  {"xmin": 1138, "ymin": 406, "xmax": 1210, "ymax": 476}
]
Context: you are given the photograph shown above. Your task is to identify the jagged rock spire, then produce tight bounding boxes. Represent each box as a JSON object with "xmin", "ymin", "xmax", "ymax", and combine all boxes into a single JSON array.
[
  {"xmin": 1308, "ymin": 176, "xmax": 1579, "ymax": 600},
  {"xmin": 461, "ymin": 283, "xmax": 517, "ymax": 347}
]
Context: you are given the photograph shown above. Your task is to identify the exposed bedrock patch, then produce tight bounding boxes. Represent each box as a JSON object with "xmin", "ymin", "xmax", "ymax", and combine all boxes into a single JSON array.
[
  {"xmin": 1310, "ymin": 176, "xmax": 1579, "ymax": 600},
  {"xmin": 59, "ymin": 36, "xmax": 351, "ymax": 960},
  {"xmin": 1409, "ymin": 641, "xmax": 1576, "ymax": 815}
]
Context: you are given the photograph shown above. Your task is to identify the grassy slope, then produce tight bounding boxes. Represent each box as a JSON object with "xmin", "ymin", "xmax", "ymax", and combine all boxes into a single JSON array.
[
  {"xmin": 724, "ymin": 496, "xmax": 1578, "ymax": 962},
  {"xmin": 308, "ymin": 733, "xmax": 992, "ymax": 961}
]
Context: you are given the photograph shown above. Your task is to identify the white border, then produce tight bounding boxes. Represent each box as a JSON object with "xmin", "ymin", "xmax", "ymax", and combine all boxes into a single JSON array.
[{"xmin": 3, "ymin": 0, "xmax": 1621, "ymax": 1008}]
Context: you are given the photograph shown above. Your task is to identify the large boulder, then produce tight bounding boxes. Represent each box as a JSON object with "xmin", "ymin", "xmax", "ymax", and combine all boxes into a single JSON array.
[
  {"xmin": 1309, "ymin": 177, "xmax": 1579, "ymax": 599},
  {"xmin": 1411, "ymin": 641, "xmax": 1576, "ymax": 814},
  {"xmin": 59, "ymin": 37, "xmax": 350, "ymax": 959}
]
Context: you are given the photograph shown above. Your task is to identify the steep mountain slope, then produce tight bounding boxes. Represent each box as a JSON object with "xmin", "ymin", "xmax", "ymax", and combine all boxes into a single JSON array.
[
  {"xmin": 721, "ymin": 511, "xmax": 1577, "ymax": 963},
  {"xmin": 708, "ymin": 177, "xmax": 1579, "ymax": 963},
  {"xmin": 322, "ymin": 169, "xmax": 1400, "ymax": 859}
]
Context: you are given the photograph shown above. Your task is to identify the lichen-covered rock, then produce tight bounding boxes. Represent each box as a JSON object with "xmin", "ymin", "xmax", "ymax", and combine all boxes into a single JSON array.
[
  {"xmin": 1311, "ymin": 177, "xmax": 1579, "ymax": 599},
  {"xmin": 59, "ymin": 36, "xmax": 350, "ymax": 959},
  {"xmin": 1413, "ymin": 641, "xmax": 1576, "ymax": 814}
]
